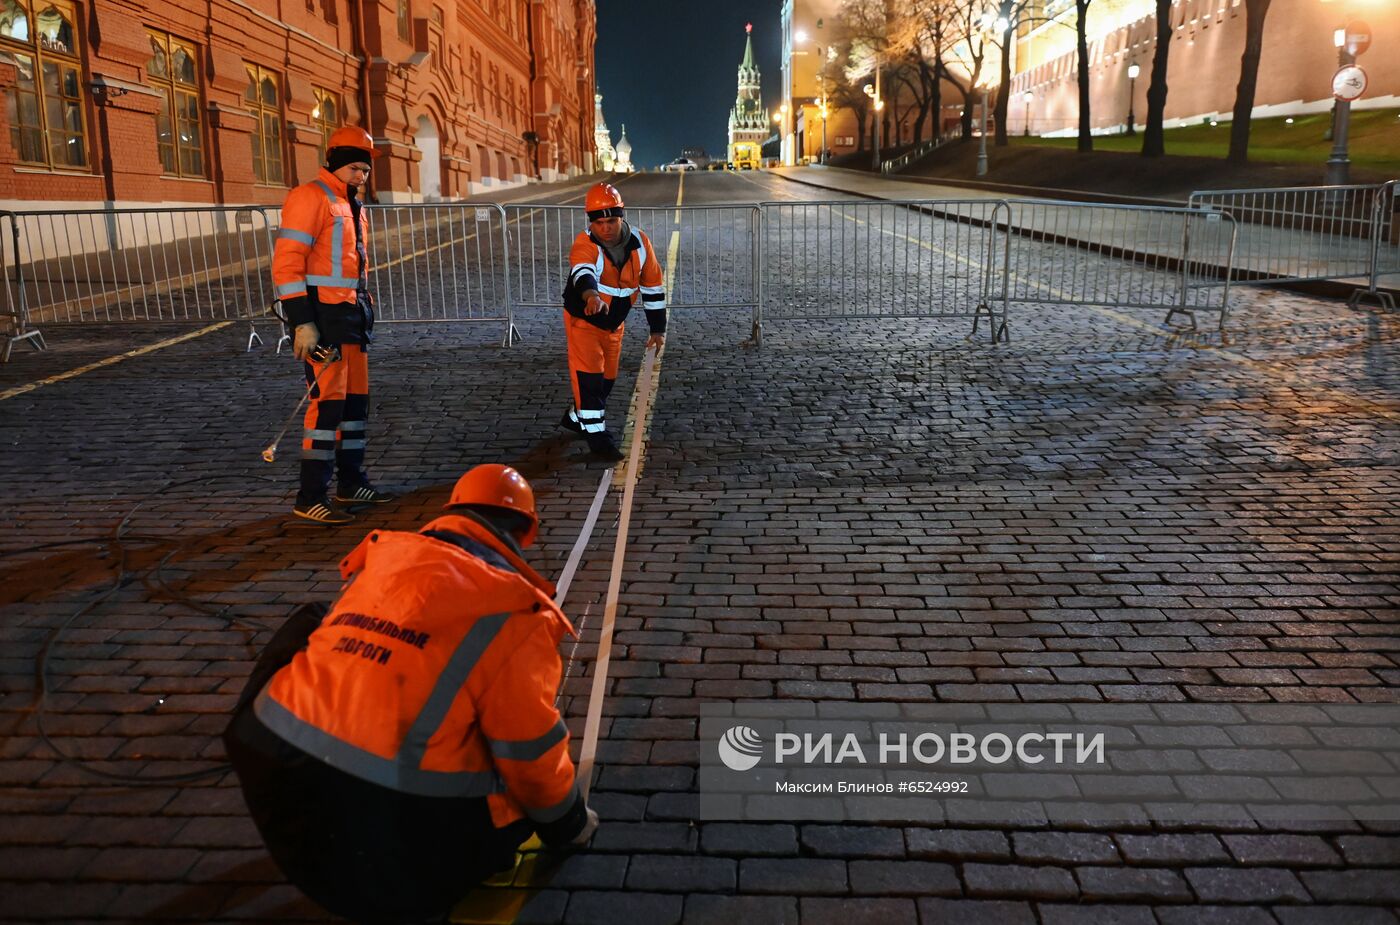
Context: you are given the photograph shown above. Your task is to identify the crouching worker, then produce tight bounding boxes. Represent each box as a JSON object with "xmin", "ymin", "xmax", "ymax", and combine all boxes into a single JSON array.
[{"xmin": 223, "ymin": 464, "xmax": 597, "ymax": 924}]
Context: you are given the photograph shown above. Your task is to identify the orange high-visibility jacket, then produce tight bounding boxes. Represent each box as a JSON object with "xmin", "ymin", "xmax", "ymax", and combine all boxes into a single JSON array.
[
  {"xmin": 254, "ymin": 513, "xmax": 579, "ymax": 829},
  {"xmin": 564, "ymin": 225, "xmax": 667, "ymax": 333},
  {"xmin": 273, "ymin": 167, "xmax": 369, "ymax": 309}
]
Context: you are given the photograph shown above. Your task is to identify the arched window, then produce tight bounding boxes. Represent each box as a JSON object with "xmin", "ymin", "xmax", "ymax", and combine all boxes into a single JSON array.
[
  {"xmin": 244, "ymin": 62, "xmax": 284, "ymax": 185},
  {"xmin": 311, "ymin": 87, "xmax": 340, "ymax": 163},
  {"xmin": 147, "ymin": 30, "xmax": 205, "ymax": 178},
  {"xmin": 0, "ymin": 0, "xmax": 86, "ymax": 168}
]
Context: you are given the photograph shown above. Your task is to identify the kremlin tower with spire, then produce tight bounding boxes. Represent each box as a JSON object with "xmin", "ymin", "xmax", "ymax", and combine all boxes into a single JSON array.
[{"xmin": 727, "ymin": 24, "xmax": 766, "ymax": 170}]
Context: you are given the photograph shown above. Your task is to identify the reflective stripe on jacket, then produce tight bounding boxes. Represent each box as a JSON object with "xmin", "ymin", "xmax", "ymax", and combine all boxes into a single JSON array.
[
  {"xmin": 564, "ymin": 224, "xmax": 667, "ymax": 333},
  {"xmin": 273, "ymin": 167, "xmax": 368, "ymax": 307},
  {"xmin": 254, "ymin": 513, "xmax": 579, "ymax": 828}
]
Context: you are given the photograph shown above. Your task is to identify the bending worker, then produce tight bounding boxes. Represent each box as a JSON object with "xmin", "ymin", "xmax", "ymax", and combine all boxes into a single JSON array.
[
  {"xmin": 560, "ymin": 182, "xmax": 666, "ymax": 461},
  {"xmin": 223, "ymin": 464, "xmax": 597, "ymax": 923},
  {"xmin": 273, "ymin": 125, "xmax": 392, "ymax": 525}
]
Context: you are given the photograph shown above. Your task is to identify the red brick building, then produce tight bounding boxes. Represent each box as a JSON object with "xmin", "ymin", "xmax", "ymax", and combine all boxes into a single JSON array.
[{"xmin": 0, "ymin": 0, "xmax": 597, "ymax": 208}]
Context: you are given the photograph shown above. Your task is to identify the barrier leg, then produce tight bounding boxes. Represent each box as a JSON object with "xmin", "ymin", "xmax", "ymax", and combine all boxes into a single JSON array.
[
  {"xmin": 1164, "ymin": 306, "xmax": 1197, "ymax": 331},
  {"xmin": 2, "ymin": 326, "xmax": 45, "ymax": 363},
  {"xmin": 501, "ymin": 320, "xmax": 523, "ymax": 347},
  {"xmin": 1348, "ymin": 288, "xmax": 1397, "ymax": 311}
]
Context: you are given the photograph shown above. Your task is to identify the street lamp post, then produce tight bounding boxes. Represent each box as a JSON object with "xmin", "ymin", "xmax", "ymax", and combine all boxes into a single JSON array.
[
  {"xmin": 1022, "ymin": 90, "xmax": 1032, "ymax": 137},
  {"xmin": 1126, "ymin": 63, "xmax": 1140, "ymax": 136},
  {"xmin": 1325, "ymin": 28, "xmax": 1355, "ymax": 187},
  {"xmin": 819, "ymin": 98, "xmax": 829, "ymax": 165},
  {"xmin": 867, "ymin": 57, "xmax": 884, "ymax": 171},
  {"xmin": 976, "ymin": 84, "xmax": 989, "ymax": 177}
]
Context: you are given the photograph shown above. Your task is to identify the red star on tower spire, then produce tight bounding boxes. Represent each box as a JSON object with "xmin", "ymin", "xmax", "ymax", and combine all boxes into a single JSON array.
[{"xmin": 746, "ymin": 22, "xmax": 752, "ymax": 33}]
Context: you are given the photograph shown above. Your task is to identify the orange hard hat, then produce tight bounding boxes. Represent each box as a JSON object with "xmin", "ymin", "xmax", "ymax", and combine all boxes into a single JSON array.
[
  {"xmin": 585, "ymin": 182, "xmax": 625, "ymax": 218},
  {"xmin": 444, "ymin": 464, "xmax": 539, "ymax": 547},
  {"xmin": 326, "ymin": 125, "xmax": 382, "ymax": 158}
]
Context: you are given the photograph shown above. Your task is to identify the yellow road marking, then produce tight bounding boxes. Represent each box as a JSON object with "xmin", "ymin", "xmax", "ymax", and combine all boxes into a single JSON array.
[{"xmin": 0, "ymin": 321, "xmax": 231, "ymax": 403}]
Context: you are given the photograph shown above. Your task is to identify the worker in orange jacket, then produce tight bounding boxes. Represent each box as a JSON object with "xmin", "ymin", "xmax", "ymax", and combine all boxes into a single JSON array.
[
  {"xmin": 223, "ymin": 464, "xmax": 597, "ymax": 923},
  {"xmin": 560, "ymin": 182, "xmax": 666, "ymax": 461},
  {"xmin": 272, "ymin": 126, "xmax": 392, "ymax": 525}
]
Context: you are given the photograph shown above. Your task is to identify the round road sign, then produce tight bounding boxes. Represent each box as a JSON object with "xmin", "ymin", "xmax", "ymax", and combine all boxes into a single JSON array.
[
  {"xmin": 1343, "ymin": 21, "xmax": 1371, "ymax": 57},
  {"xmin": 1332, "ymin": 65, "xmax": 1367, "ymax": 102}
]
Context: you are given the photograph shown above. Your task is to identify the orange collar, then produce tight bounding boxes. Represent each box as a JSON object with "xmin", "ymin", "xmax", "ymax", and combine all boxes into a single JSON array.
[{"xmin": 316, "ymin": 166, "xmax": 352, "ymax": 199}]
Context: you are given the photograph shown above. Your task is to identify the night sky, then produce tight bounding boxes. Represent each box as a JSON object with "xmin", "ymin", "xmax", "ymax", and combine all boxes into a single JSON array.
[{"xmin": 594, "ymin": 0, "xmax": 784, "ymax": 169}]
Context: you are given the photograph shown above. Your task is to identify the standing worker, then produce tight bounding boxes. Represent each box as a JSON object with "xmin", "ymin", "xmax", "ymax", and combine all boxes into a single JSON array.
[
  {"xmin": 560, "ymin": 182, "xmax": 667, "ymax": 461},
  {"xmin": 223, "ymin": 464, "xmax": 599, "ymax": 923},
  {"xmin": 273, "ymin": 126, "xmax": 392, "ymax": 524}
]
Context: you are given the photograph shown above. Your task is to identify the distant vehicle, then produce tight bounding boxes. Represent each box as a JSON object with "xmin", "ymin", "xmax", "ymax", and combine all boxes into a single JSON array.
[
  {"xmin": 706, "ymin": 161, "xmax": 726, "ymax": 171},
  {"xmin": 664, "ymin": 158, "xmax": 698, "ymax": 171}
]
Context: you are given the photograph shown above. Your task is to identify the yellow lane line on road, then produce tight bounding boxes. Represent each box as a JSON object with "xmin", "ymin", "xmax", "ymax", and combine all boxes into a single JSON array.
[
  {"xmin": 837, "ymin": 207, "xmax": 1400, "ymax": 424},
  {"xmin": 0, "ymin": 321, "xmax": 232, "ymax": 403}
]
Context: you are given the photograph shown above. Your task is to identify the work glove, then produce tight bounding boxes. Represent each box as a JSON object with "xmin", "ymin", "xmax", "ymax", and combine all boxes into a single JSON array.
[
  {"xmin": 571, "ymin": 807, "xmax": 600, "ymax": 846},
  {"xmin": 583, "ymin": 290, "xmax": 605, "ymax": 316},
  {"xmin": 293, "ymin": 322, "xmax": 322, "ymax": 362}
]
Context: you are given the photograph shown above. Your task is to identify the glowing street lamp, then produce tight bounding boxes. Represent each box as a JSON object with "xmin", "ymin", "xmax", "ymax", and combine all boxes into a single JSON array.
[{"xmin": 1126, "ymin": 63, "xmax": 1140, "ymax": 136}]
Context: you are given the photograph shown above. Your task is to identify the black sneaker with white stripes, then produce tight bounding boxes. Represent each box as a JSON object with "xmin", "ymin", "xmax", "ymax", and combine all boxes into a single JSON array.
[
  {"xmin": 334, "ymin": 484, "xmax": 395, "ymax": 505},
  {"xmin": 292, "ymin": 498, "xmax": 354, "ymax": 525}
]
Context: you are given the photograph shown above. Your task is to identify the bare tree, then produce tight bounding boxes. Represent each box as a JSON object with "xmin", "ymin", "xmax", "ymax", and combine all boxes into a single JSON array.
[
  {"xmin": 822, "ymin": 45, "xmax": 872, "ymax": 152},
  {"xmin": 991, "ymin": 0, "xmax": 1036, "ymax": 146},
  {"xmin": 835, "ymin": 0, "xmax": 921, "ymax": 164},
  {"xmin": 908, "ymin": 0, "xmax": 962, "ymax": 143},
  {"xmin": 1074, "ymin": 0, "xmax": 1093, "ymax": 151},
  {"xmin": 939, "ymin": 0, "xmax": 992, "ymax": 140},
  {"xmin": 1226, "ymin": 0, "xmax": 1273, "ymax": 164},
  {"xmin": 1141, "ymin": 0, "xmax": 1172, "ymax": 157}
]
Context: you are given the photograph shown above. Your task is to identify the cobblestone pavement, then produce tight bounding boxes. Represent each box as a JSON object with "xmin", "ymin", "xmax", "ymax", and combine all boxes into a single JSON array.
[{"xmin": 0, "ymin": 171, "xmax": 1397, "ymax": 923}]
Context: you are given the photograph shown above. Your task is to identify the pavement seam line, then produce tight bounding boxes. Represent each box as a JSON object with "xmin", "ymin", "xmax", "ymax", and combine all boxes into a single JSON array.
[
  {"xmin": 612, "ymin": 174, "xmax": 682, "ymax": 488},
  {"xmin": 575, "ymin": 173, "xmax": 682, "ymax": 795},
  {"xmin": 576, "ymin": 345, "xmax": 659, "ymax": 799},
  {"xmin": 0, "ymin": 321, "xmax": 232, "ymax": 402}
]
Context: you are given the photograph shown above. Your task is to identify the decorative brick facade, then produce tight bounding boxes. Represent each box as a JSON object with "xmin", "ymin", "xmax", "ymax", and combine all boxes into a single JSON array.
[
  {"xmin": 0, "ymin": 0, "xmax": 596, "ymax": 208},
  {"xmin": 1012, "ymin": 0, "xmax": 1400, "ymax": 136}
]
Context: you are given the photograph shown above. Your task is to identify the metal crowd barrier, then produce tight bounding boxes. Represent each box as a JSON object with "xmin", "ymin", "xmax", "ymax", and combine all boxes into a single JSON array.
[
  {"xmin": 363, "ymin": 202, "xmax": 515, "ymax": 343},
  {"xmin": 503, "ymin": 203, "xmax": 760, "ymax": 323},
  {"xmin": 1000, "ymin": 199, "xmax": 1238, "ymax": 330},
  {"xmin": 1188, "ymin": 181, "xmax": 1397, "ymax": 310},
  {"xmin": 756, "ymin": 199, "xmax": 1010, "ymax": 345},
  {"xmin": 4, "ymin": 182, "xmax": 1387, "ymax": 366},
  {"xmin": 0, "ymin": 212, "xmax": 45, "ymax": 362},
  {"xmin": 1, "ymin": 206, "xmax": 276, "ymax": 338}
]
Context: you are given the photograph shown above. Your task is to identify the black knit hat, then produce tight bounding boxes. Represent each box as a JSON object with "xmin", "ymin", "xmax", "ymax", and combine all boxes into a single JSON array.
[
  {"xmin": 326, "ymin": 146, "xmax": 372, "ymax": 172},
  {"xmin": 586, "ymin": 206, "xmax": 625, "ymax": 222}
]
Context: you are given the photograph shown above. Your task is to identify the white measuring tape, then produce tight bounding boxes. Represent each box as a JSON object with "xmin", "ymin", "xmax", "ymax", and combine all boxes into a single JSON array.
[{"xmin": 575, "ymin": 344, "xmax": 660, "ymax": 798}]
